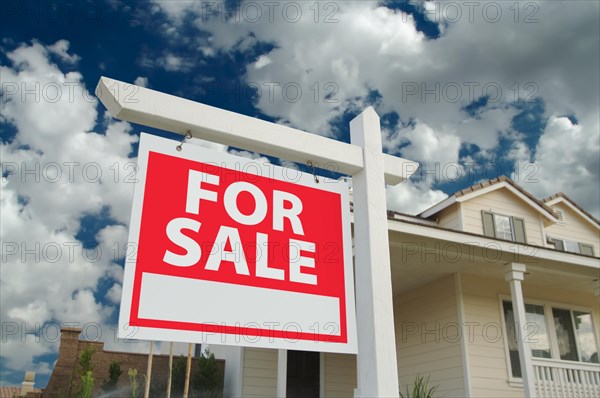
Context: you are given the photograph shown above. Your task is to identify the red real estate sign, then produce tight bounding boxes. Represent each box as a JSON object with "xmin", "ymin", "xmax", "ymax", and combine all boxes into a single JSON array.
[{"xmin": 119, "ymin": 133, "xmax": 357, "ymax": 353}]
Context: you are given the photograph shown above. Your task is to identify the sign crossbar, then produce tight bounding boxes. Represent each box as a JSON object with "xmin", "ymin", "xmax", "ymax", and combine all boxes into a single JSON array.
[{"xmin": 96, "ymin": 77, "xmax": 418, "ymax": 185}]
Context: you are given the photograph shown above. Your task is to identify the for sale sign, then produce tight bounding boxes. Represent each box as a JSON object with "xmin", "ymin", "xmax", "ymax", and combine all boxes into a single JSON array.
[{"xmin": 119, "ymin": 133, "xmax": 357, "ymax": 353}]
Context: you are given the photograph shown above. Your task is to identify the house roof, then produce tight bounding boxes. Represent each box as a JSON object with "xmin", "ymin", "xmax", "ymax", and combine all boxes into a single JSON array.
[
  {"xmin": 543, "ymin": 192, "xmax": 600, "ymax": 229},
  {"xmin": 386, "ymin": 209, "xmax": 600, "ymax": 261},
  {"xmin": 419, "ymin": 176, "xmax": 559, "ymax": 222},
  {"xmin": 0, "ymin": 386, "xmax": 42, "ymax": 398}
]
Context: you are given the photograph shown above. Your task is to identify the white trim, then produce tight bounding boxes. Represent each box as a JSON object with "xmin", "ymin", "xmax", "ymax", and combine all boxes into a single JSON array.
[
  {"xmin": 498, "ymin": 294, "xmax": 519, "ymax": 385},
  {"xmin": 545, "ymin": 197, "xmax": 600, "ymax": 230},
  {"xmin": 419, "ymin": 196, "xmax": 456, "ymax": 219},
  {"xmin": 387, "ymin": 219, "xmax": 600, "ymax": 269},
  {"xmin": 390, "ymin": 213, "xmax": 437, "ymax": 226},
  {"xmin": 239, "ymin": 347, "xmax": 245, "ymax": 398},
  {"xmin": 420, "ymin": 182, "xmax": 559, "ymax": 222},
  {"xmin": 539, "ymin": 215, "xmax": 548, "ymax": 248},
  {"xmin": 277, "ymin": 349, "xmax": 287, "ymax": 398},
  {"xmin": 457, "ymin": 203, "xmax": 464, "ymax": 231},
  {"xmin": 456, "ymin": 181, "xmax": 509, "ymax": 202},
  {"xmin": 503, "ymin": 263, "xmax": 536, "ymax": 397},
  {"xmin": 319, "ymin": 353, "xmax": 325, "ymax": 398},
  {"xmin": 491, "ymin": 212, "xmax": 517, "ymax": 241},
  {"xmin": 96, "ymin": 77, "xmax": 418, "ymax": 185},
  {"xmin": 454, "ymin": 273, "xmax": 472, "ymax": 397},
  {"xmin": 231, "ymin": 347, "xmax": 244, "ymax": 398}
]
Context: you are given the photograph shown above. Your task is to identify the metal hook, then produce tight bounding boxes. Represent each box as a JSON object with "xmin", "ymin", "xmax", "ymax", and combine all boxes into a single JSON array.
[
  {"xmin": 307, "ymin": 161, "xmax": 319, "ymax": 183},
  {"xmin": 176, "ymin": 130, "xmax": 192, "ymax": 151}
]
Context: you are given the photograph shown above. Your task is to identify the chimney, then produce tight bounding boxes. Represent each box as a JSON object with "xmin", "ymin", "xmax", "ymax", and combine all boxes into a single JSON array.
[{"xmin": 19, "ymin": 371, "xmax": 35, "ymax": 396}]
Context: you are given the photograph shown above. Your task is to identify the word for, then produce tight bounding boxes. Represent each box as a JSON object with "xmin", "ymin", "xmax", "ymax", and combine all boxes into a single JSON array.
[{"xmin": 164, "ymin": 170, "xmax": 317, "ymax": 285}]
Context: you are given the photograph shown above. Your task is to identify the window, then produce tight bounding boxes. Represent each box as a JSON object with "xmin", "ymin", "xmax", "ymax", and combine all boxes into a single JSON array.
[
  {"xmin": 555, "ymin": 210, "xmax": 564, "ymax": 221},
  {"xmin": 502, "ymin": 300, "xmax": 599, "ymax": 379},
  {"xmin": 503, "ymin": 302, "xmax": 552, "ymax": 378},
  {"xmin": 482, "ymin": 211, "xmax": 527, "ymax": 243},
  {"xmin": 548, "ymin": 237, "xmax": 595, "ymax": 256}
]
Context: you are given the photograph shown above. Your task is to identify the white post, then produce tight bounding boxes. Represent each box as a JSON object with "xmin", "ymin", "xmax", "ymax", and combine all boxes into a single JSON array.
[
  {"xmin": 166, "ymin": 342, "xmax": 173, "ymax": 398},
  {"xmin": 276, "ymin": 349, "xmax": 288, "ymax": 397},
  {"xmin": 350, "ymin": 107, "xmax": 400, "ymax": 397},
  {"xmin": 183, "ymin": 343, "xmax": 193, "ymax": 398},
  {"xmin": 504, "ymin": 263, "xmax": 536, "ymax": 398},
  {"xmin": 144, "ymin": 341, "xmax": 154, "ymax": 398}
]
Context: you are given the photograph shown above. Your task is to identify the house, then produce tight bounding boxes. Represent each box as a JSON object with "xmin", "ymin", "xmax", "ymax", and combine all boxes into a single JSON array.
[{"xmin": 207, "ymin": 176, "xmax": 599, "ymax": 397}]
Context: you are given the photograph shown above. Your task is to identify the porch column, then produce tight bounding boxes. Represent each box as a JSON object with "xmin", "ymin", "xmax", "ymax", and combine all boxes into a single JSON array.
[
  {"xmin": 503, "ymin": 263, "xmax": 536, "ymax": 398},
  {"xmin": 276, "ymin": 350, "xmax": 287, "ymax": 397}
]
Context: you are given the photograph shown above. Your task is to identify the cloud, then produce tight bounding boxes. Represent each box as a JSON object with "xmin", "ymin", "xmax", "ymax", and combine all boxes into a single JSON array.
[
  {"xmin": 384, "ymin": 121, "xmax": 461, "ymax": 166},
  {"xmin": 149, "ymin": 0, "xmax": 599, "ymax": 215},
  {"xmin": 386, "ymin": 180, "xmax": 448, "ymax": 215},
  {"xmin": 133, "ymin": 76, "xmax": 149, "ymax": 87},
  {"xmin": 106, "ymin": 283, "xmax": 122, "ymax": 304},
  {"xmin": 518, "ymin": 116, "xmax": 600, "ymax": 217},
  {"xmin": 47, "ymin": 39, "xmax": 80, "ymax": 64},
  {"xmin": 139, "ymin": 50, "xmax": 194, "ymax": 72},
  {"xmin": 0, "ymin": 40, "xmax": 138, "ymax": 374},
  {"xmin": 161, "ymin": 52, "xmax": 186, "ymax": 71}
]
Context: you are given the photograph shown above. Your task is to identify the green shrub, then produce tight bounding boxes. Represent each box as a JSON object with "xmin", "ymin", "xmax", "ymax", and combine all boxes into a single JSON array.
[
  {"xmin": 128, "ymin": 368, "xmax": 144, "ymax": 398},
  {"xmin": 101, "ymin": 361, "xmax": 122, "ymax": 392},
  {"xmin": 170, "ymin": 355, "xmax": 187, "ymax": 395},
  {"xmin": 400, "ymin": 375, "xmax": 438, "ymax": 398},
  {"xmin": 75, "ymin": 345, "xmax": 95, "ymax": 397},
  {"xmin": 192, "ymin": 349, "xmax": 222, "ymax": 397},
  {"xmin": 79, "ymin": 371, "xmax": 94, "ymax": 398}
]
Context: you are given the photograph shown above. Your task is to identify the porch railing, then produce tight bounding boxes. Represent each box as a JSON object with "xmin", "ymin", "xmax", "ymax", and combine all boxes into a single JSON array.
[{"xmin": 533, "ymin": 358, "xmax": 600, "ymax": 398}]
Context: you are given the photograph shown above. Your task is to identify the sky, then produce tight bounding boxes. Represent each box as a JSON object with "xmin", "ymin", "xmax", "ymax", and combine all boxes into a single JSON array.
[{"xmin": 1, "ymin": 0, "xmax": 599, "ymax": 388}]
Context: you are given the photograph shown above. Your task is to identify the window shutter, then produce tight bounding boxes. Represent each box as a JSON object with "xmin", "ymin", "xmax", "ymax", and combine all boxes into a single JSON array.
[
  {"xmin": 482, "ymin": 211, "xmax": 495, "ymax": 237},
  {"xmin": 551, "ymin": 238, "xmax": 564, "ymax": 251},
  {"xmin": 512, "ymin": 218, "xmax": 526, "ymax": 243},
  {"xmin": 579, "ymin": 244, "xmax": 594, "ymax": 256}
]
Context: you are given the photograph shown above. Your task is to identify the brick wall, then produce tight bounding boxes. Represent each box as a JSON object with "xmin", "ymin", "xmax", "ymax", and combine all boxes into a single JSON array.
[{"xmin": 43, "ymin": 328, "xmax": 224, "ymax": 397}]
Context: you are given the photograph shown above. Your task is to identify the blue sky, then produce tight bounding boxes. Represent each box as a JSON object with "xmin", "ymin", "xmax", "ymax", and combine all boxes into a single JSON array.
[{"xmin": 1, "ymin": 0, "xmax": 599, "ymax": 387}]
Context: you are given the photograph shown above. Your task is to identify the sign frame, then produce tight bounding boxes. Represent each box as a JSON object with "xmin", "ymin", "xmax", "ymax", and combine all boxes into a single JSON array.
[{"xmin": 119, "ymin": 133, "xmax": 358, "ymax": 354}]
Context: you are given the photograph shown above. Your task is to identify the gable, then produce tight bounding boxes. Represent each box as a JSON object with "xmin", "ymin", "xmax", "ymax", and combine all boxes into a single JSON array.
[
  {"xmin": 545, "ymin": 202, "xmax": 600, "ymax": 255},
  {"xmin": 544, "ymin": 196, "xmax": 600, "ymax": 230},
  {"xmin": 459, "ymin": 187, "xmax": 546, "ymax": 246},
  {"xmin": 456, "ymin": 181, "xmax": 558, "ymax": 222}
]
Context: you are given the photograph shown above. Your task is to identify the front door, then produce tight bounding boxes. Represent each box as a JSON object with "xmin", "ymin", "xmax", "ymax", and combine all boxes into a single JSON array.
[{"xmin": 286, "ymin": 350, "xmax": 320, "ymax": 397}]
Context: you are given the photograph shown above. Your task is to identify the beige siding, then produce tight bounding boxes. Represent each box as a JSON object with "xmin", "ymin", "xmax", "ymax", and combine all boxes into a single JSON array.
[
  {"xmin": 436, "ymin": 203, "xmax": 462, "ymax": 230},
  {"xmin": 241, "ymin": 348, "xmax": 277, "ymax": 397},
  {"xmin": 461, "ymin": 273, "xmax": 600, "ymax": 398},
  {"xmin": 395, "ymin": 275, "xmax": 465, "ymax": 397},
  {"xmin": 545, "ymin": 202, "xmax": 600, "ymax": 255},
  {"xmin": 460, "ymin": 188, "xmax": 545, "ymax": 245},
  {"xmin": 241, "ymin": 350, "xmax": 358, "ymax": 397},
  {"xmin": 460, "ymin": 274, "xmax": 522, "ymax": 398},
  {"xmin": 323, "ymin": 353, "xmax": 356, "ymax": 397}
]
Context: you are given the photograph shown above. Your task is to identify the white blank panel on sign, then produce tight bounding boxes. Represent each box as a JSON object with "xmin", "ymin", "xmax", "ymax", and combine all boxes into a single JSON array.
[{"xmin": 138, "ymin": 272, "xmax": 341, "ymax": 334}]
